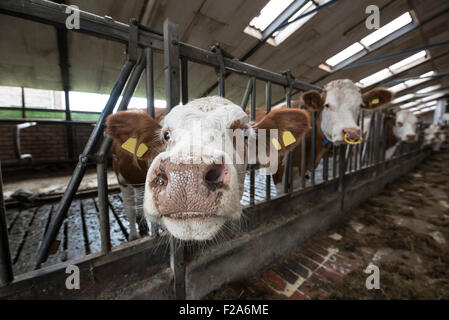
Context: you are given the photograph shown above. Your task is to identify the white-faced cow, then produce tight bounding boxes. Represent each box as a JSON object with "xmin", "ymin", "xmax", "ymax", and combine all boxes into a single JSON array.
[
  {"xmin": 383, "ymin": 110, "xmax": 418, "ymax": 159},
  {"xmin": 424, "ymin": 123, "xmax": 446, "ymax": 152},
  {"xmin": 257, "ymin": 79, "xmax": 394, "ymax": 192},
  {"xmin": 106, "ymin": 96, "xmax": 311, "ymax": 241}
]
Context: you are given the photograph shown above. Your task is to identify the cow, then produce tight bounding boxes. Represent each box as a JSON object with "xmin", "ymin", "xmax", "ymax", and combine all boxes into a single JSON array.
[
  {"xmin": 256, "ymin": 79, "xmax": 394, "ymax": 192},
  {"xmin": 424, "ymin": 123, "xmax": 447, "ymax": 152},
  {"xmin": 106, "ymin": 96, "xmax": 311, "ymax": 241},
  {"xmin": 383, "ymin": 110, "xmax": 418, "ymax": 159},
  {"xmin": 107, "ymin": 108, "xmax": 165, "ymax": 240}
]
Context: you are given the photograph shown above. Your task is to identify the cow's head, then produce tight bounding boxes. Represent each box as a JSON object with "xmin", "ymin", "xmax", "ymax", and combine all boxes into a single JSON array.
[
  {"xmin": 393, "ymin": 110, "xmax": 418, "ymax": 143},
  {"xmin": 106, "ymin": 96, "xmax": 310, "ymax": 240},
  {"xmin": 301, "ymin": 79, "xmax": 394, "ymax": 144}
]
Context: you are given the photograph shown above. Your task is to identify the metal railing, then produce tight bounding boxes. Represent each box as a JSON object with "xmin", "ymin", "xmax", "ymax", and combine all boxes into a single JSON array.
[{"xmin": 0, "ymin": 0, "xmax": 427, "ymax": 299}]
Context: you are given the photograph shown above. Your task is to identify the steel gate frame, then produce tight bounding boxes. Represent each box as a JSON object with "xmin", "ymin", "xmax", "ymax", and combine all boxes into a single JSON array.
[{"xmin": 0, "ymin": 0, "xmax": 429, "ymax": 299}]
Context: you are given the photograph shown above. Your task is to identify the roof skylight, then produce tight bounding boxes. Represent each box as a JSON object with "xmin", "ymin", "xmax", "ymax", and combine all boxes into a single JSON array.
[
  {"xmin": 357, "ymin": 50, "xmax": 430, "ymax": 88},
  {"xmin": 319, "ymin": 11, "xmax": 417, "ymax": 72},
  {"xmin": 244, "ymin": 0, "xmax": 331, "ymax": 46}
]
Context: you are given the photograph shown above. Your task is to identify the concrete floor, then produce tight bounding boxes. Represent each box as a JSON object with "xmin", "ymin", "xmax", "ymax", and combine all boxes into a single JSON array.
[{"xmin": 205, "ymin": 152, "xmax": 449, "ymax": 300}]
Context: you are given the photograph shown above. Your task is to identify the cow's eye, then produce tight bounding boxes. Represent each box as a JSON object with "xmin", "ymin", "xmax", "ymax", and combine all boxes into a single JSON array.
[
  {"xmin": 324, "ymin": 103, "xmax": 330, "ymax": 109},
  {"xmin": 242, "ymin": 128, "xmax": 249, "ymax": 140},
  {"xmin": 163, "ymin": 130, "xmax": 171, "ymax": 141},
  {"xmin": 397, "ymin": 122, "xmax": 403, "ymax": 127}
]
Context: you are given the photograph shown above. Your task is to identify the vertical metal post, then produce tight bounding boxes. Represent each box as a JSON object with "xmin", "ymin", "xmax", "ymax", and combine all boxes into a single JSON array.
[
  {"xmin": 21, "ymin": 87, "xmax": 25, "ymax": 118},
  {"xmin": 300, "ymin": 135, "xmax": 306, "ymax": 189},
  {"xmin": 170, "ymin": 237, "xmax": 185, "ymax": 299},
  {"xmin": 359, "ymin": 110, "xmax": 364, "ymax": 169},
  {"xmin": 265, "ymin": 81, "xmax": 271, "ymax": 200},
  {"xmin": 373, "ymin": 109, "xmax": 382, "ymax": 167},
  {"xmin": 164, "ymin": 19, "xmax": 180, "ymax": 112},
  {"xmin": 332, "ymin": 144, "xmax": 337, "ymax": 180},
  {"xmin": 249, "ymin": 77, "xmax": 256, "ymax": 205},
  {"xmin": 323, "ymin": 152, "xmax": 329, "ymax": 182},
  {"xmin": 0, "ymin": 162, "xmax": 13, "ymax": 287},
  {"xmin": 311, "ymin": 112, "xmax": 316, "ymax": 185},
  {"xmin": 338, "ymin": 145, "xmax": 346, "ymax": 192},
  {"xmin": 181, "ymin": 57, "xmax": 188, "ymax": 104},
  {"xmin": 97, "ymin": 141, "xmax": 111, "ymax": 255},
  {"xmin": 145, "ymin": 47, "xmax": 155, "ymax": 118},
  {"xmin": 283, "ymin": 86, "xmax": 293, "ymax": 193},
  {"xmin": 241, "ymin": 78, "xmax": 253, "ymax": 110},
  {"xmin": 164, "ymin": 19, "xmax": 185, "ymax": 300}
]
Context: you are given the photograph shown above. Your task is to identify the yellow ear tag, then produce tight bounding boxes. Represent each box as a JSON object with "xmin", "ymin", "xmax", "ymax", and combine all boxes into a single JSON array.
[
  {"xmin": 271, "ymin": 138, "xmax": 282, "ymax": 150},
  {"xmin": 136, "ymin": 143, "xmax": 148, "ymax": 158},
  {"xmin": 371, "ymin": 98, "xmax": 380, "ymax": 105},
  {"xmin": 282, "ymin": 131, "xmax": 296, "ymax": 147},
  {"xmin": 121, "ymin": 138, "xmax": 148, "ymax": 158}
]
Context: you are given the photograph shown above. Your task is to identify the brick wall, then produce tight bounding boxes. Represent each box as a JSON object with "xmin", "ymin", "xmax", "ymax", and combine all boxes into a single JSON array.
[{"xmin": 0, "ymin": 120, "xmax": 96, "ymax": 168}]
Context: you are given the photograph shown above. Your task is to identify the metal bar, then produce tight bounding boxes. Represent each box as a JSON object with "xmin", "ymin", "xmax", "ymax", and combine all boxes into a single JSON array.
[
  {"xmin": 164, "ymin": 19, "xmax": 180, "ymax": 112},
  {"xmin": 338, "ymin": 145, "xmax": 346, "ymax": 192},
  {"xmin": 241, "ymin": 78, "xmax": 253, "ymax": 110},
  {"xmin": 34, "ymin": 59, "xmax": 136, "ymax": 269},
  {"xmin": 373, "ymin": 109, "xmax": 382, "ymax": 166},
  {"xmin": 21, "ymin": 87, "xmax": 25, "ymax": 118},
  {"xmin": 300, "ymin": 135, "xmax": 306, "ymax": 189},
  {"xmin": 0, "ymin": 0, "xmax": 164, "ymax": 51},
  {"xmin": 311, "ymin": 111, "xmax": 316, "ymax": 185},
  {"xmin": 323, "ymin": 152, "xmax": 329, "ymax": 182},
  {"xmin": 359, "ymin": 110, "xmax": 365, "ymax": 168},
  {"xmin": 97, "ymin": 140, "xmax": 111, "ymax": 255},
  {"xmin": 332, "ymin": 144, "xmax": 337, "ymax": 179},
  {"xmin": 0, "ymin": 162, "xmax": 14, "ymax": 287},
  {"xmin": 250, "ymin": 77, "xmax": 256, "ymax": 205},
  {"xmin": 265, "ymin": 81, "xmax": 272, "ymax": 200},
  {"xmin": 283, "ymin": 86, "xmax": 293, "ymax": 193},
  {"xmin": 178, "ymin": 43, "xmax": 320, "ymax": 92},
  {"xmin": 170, "ymin": 237, "xmax": 185, "ymax": 299},
  {"xmin": 181, "ymin": 57, "xmax": 188, "ymax": 104},
  {"xmin": 145, "ymin": 47, "xmax": 155, "ymax": 118}
]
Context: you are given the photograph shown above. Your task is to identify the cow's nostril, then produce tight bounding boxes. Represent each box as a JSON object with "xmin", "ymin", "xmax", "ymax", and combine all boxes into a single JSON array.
[{"xmin": 205, "ymin": 164, "xmax": 225, "ymax": 184}]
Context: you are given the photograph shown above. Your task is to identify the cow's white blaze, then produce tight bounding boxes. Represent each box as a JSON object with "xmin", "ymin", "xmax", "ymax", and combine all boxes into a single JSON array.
[
  {"xmin": 393, "ymin": 110, "xmax": 418, "ymax": 142},
  {"xmin": 321, "ymin": 79, "xmax": 362, "ymax": 144}
]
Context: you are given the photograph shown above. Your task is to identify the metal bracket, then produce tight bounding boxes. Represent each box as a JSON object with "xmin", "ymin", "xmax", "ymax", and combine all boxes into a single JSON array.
[
  {"xmin": 127, "ymin": 18, "xmax": 139, "ymax": 63},
  {"xmin": 211, "ymin": 44, "xmax": 226, "ymax": 78}
]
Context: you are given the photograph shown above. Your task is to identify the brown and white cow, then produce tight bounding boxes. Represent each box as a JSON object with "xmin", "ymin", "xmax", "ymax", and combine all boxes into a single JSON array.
[
  {"xmin": 382, "ymin": 110, "xmax": 418, "ymax": 159},
  {"xmin": 106, "ymin": 96, "xmax": 311, "ymax": 240},
  {"xmin": 258, "ymin": 79, "xmax": 394, "ymax": 192}
]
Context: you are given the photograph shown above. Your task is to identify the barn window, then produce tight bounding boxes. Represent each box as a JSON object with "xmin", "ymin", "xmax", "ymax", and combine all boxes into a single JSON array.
[
  {"xmin": 244, "ymin": 0, "xmax": 331, "ymax": 47},
  {"xmin": 390, "ymin": 71, "xmax": 436, "ymax": 93},
  {"xmin": 0, "ymin": 86, "xmax": 166, "ymax": 121},
  {"xmin": 319, "ymin": 11, "xmax": 417, "ymax": 72},
  {"xmin": 356, "ymin": 50, "xmax": 430, "ymax": 88}
]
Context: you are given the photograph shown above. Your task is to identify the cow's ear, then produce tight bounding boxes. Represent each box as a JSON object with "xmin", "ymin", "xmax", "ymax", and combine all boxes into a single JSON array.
[
  {"xmin": 362, "ymin": 87, "xmax": 394, "ymax": 109},
  {"xmin": 301, "ymin": 90, "xmax": 324, "ymax": 111},
  {"xmin": 106, "ymin": 110, "xmax": 163, "ymax": 161},
  {"xmin": 254, "ymin": 108, "xmax": 311, "ymax": 157}
]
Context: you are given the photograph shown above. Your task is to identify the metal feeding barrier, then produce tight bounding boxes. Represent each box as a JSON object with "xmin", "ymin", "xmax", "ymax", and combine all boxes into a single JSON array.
[{"xmin": 0, "ymin": 0, "xmax": 429, "ymax": 299}]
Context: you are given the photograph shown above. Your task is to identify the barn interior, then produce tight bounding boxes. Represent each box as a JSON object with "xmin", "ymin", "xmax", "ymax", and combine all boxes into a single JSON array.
[{"xmin": 0, "ymin": 0, "xmax": 448, "ymax": 300}]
